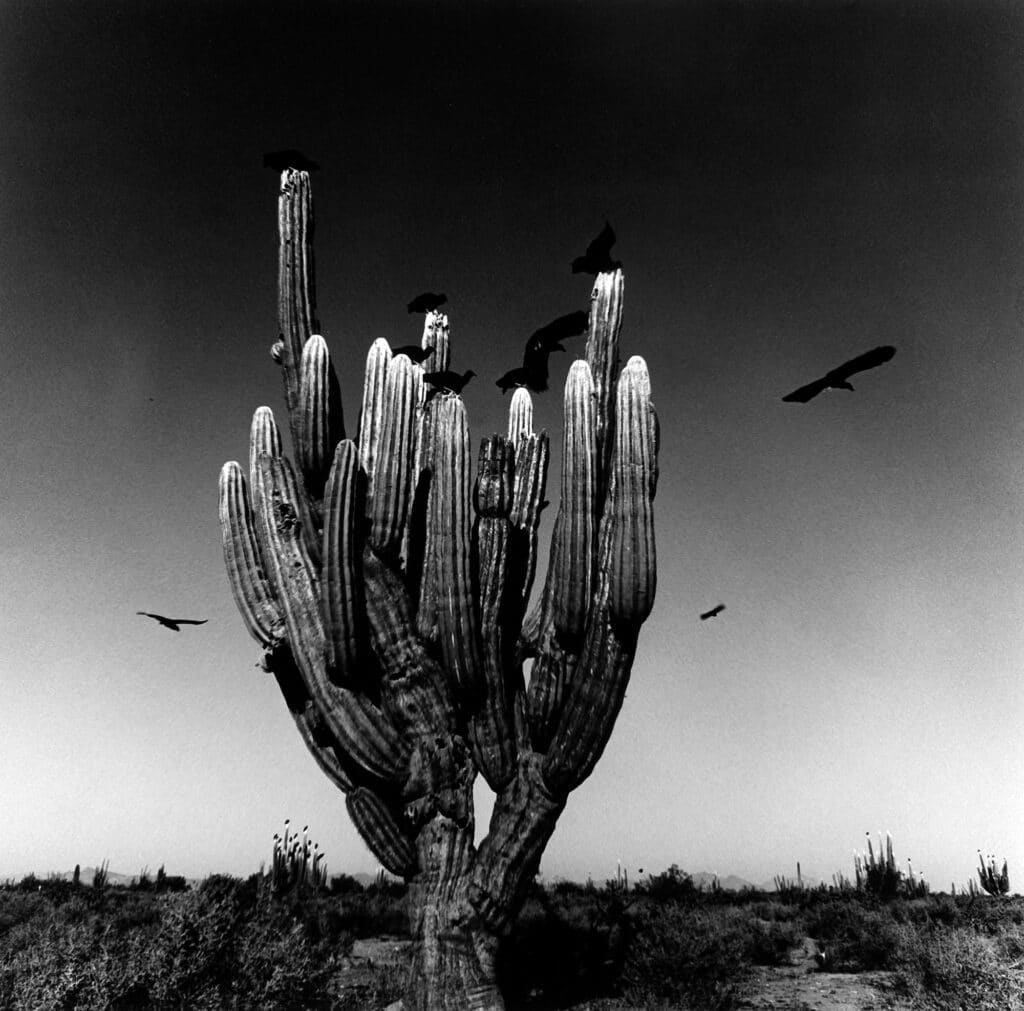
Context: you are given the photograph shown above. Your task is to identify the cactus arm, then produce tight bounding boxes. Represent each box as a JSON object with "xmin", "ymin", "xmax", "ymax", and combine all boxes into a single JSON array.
[
  {"xmin": 508, "ymin": 430, "xmax": 550, "ymax": 627},
  {"xmin": 585, "ymin": 269, "xmax": 624, "ymax": 482},
  {"xmin": 249, "ymin": 406, "xmax": 283, "ymax": 488},
  {"xmin": 361, "ymin": 545, "xmax": 456, "ymax": 735},
  {"xmin": 541, "ymin": 357, "xmax": 657, "ymax": 795},
  {"xmin": 550, "ymin": 361, "xmax": 597, "ymax": 643},
  {"xmin": 507, "ymin": 387, "xmax": 533, "ymax": 450},
  {"xmin": 276, "ymin": 170, "xmax": 318, "ymax": 415},
  {"xmin": 296, "ymin": 335, "xmax": 344, "ymax": 502},
  {"xmin": 356, "ymin": 338, "xmax": 391, "ymax": 502},
  {"xmin": 369, "ymin": 354, "xmax": 422, "ymax": 561},
  {"xmin": 321, "ymin": 439, "xmax": 368, "ymax": 686},
  {"xmin": 421, "ymin": 311, "xmax": 450, "ymax": 375},
  {"xmin": 430, "ymin": 396, "xmax": 484, "ymax": 697},
  {"xmin": 218, "ymin": 462, "xmax": 285, "ymax": 648},
  {"xmin": 607, "ymin": 357, "xmax": 657, "ymax": 625},
  {"xmin": 470, "ymin": 435, "xmax": 518, "ymax": 790},
  {"xmin": 469, "ymin": 752, "xmax": 566, "ymax": 935},
  {"xmin": 252, "ymin": 451, "xmax": 409, "ymax": 782},
  {"xmin": 347, "ymin": 787, "xmax": 418, "ymax": 877},
  {"xmin": 414, "ymin": 399, "xmax": 441, "ymax": 643}
]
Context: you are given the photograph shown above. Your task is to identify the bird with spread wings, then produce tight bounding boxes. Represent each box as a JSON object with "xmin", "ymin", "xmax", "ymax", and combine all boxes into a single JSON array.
[
  {"xmin": 782, "ymin": 345, "xmax": 896, "ymax": 403},
  {"xmin": 137, "ymin": 612, "xmax": 208, "ymax": 631}
]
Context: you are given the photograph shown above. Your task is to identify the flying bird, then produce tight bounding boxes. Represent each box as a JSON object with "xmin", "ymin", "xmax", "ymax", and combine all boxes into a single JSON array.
[
  {"xmin": 391, "ymin": 344, "xmax": 434, "ymax": 364},
  {"xmin": 424, "ymin": 369, "xmax": 476, "ymax": 398},
  {"xmin": 571, "ymin": 221, "xmax": 622, "ymax": 275},
  {"xmin": 496, "ymin": 310, "xmax": 587, "ymax": 394},
  {"xmin": 137, "ymin": 612, "xmax": 209, "ymax": 632},
  {"xmin": 782, "ymin": 345, "xmax": 896, "ymax": 403},
  {"xmin": 527, "ymin": 310, "xmax": 589, "ymax": 348},
  {"xmin": 700, "ymin": 604, "xmax": 725, "ymax": 621},
  {"xmin": 263, "ymin": 150, "xmax": 320, "ymax": 172},
  {"xmin": 407, "ymin": 292, "xmax": 447, "ymax": 314}
]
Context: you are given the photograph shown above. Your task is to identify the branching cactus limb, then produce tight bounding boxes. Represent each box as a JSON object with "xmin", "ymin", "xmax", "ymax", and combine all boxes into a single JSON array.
[{"xmin": 219, "ymin": 171, "xmax": 656, "ymax": 1011}]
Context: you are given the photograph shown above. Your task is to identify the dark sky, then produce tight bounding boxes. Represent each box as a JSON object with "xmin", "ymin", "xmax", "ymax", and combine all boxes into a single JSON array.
[{"xmin": 2, "ymin": 1, "xmax": 1022, "ymax": 888}]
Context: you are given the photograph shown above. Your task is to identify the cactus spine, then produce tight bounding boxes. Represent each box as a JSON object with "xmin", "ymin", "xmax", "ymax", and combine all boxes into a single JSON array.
[{"xmin": 219, "ymin": 169, "xmax": 657, "ymax": 1010}]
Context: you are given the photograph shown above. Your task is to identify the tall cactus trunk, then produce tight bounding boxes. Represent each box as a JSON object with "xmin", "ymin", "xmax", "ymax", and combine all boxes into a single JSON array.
[{"xmin": 219, "ymin": 168, "xmax": 657, "ymax": 1010}]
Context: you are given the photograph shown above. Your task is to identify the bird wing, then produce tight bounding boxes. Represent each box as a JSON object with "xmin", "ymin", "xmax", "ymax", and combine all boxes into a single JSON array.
[
  {"xmin": 170, "ymin": 619, "xmax": 208, "ymax": 625},
  {"xmin": 781, "ymin": 376, "xmax": 829, "ymax": 403},
  {"xmin": 829, "ymin": 345, "xmax": 896, "ymax": 382},
  {"xmin": 586, "ymin": 221, "xmax": 615, "ymax": 259}
]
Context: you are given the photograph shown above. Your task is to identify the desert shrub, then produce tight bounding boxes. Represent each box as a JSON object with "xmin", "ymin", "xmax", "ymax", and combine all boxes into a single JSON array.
[
  {"xmin": 804, "ymin": 900, "xmax": 903, "ymax": 971},
  {"xmin": 618, "ymin": 904, "xmax": 751, "ymax": 1010},
  {"xmin": 892, "ymin": 924, "xmax": 1024, "ymax": 1010}
]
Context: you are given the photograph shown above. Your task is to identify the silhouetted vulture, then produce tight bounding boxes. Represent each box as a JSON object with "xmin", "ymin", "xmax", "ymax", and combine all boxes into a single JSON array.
[
  {"xmin": 782, "ymin": 346, "xmax": 896, "ymax": 403},
  {"xmin": 391, "ymin": 344, "xmax": 434, "ymax": 364},
  {"xmin": 528, "ymin": 310, "xmax": 589, "ymax": 348},
  {"xmin": 137, "ymin": 611, "xmax": 209, "ymax": 631},
  {"xmin": 407, "ymin": 292, "xmax": 447, "ymax": 314},
  {"xmin": 263, "ymin": 150, "xmax": 320, "ymax": 172},
  {"xmin": 572, "ymin": 221, "xmax": 622, "ymax": 275},
  {"xmin": 700, "ymin": 604, "xmax": 725, "ymax": 621},
  {"xmin": 496, "ymin": 366, "xmax": 531, "ymax": 394},
  {"xmin": 424, "ymin": 369, "xmax": 475, "ymax": 398},
  {"xmin": 496, "ymin": 310, "xmax": 587, "ymax": 394}
]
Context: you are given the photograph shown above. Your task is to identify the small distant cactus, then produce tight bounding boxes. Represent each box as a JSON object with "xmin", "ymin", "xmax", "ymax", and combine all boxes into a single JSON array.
[
  {"xmin": 269, "ymin": 819, "xmax": 327, "ymax": 894},
  {"xmin": 978, "ymin": 851, "xmax": 1010, "ymax": 896},
  {"xmin": 219, "ymin": 168, "xmax": 658, "ymax": 1009}
]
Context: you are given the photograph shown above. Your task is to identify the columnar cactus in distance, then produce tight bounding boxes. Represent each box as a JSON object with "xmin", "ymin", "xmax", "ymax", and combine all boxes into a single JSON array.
[{"xmin": 219, "ymin": 169, "xmax": 658, "ymax": 1010}]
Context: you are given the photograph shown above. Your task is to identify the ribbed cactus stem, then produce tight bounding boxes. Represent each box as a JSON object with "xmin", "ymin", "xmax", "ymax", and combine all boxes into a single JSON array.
[
  {"xmin": 296, "ymin": 335, "xmax": 344, "ymax": 500},
  {"xmin": 249, "ymin": 406, "xmax": 283, "ymax": 487},
  {"xmin": 252, "ymin": 452, "xmax": 407, "ymax": 782},
  {"xmin": 357, "ymin": 338, "xmax": 391, "ymax": 502},
  {"xmin": 322, "ymin": 440, "xmax": 366, "ymax": 685},
  {"xmin": 585, "ymin": 269, "xmax": 624, "ymax": 482},
  {"xmin": 509, "ymin": 432, "xmax": 550, "ymax": 619},
  {"xmin": 369, "ymin": 354, "xmax": 422, "ymax": 561},
  {"xmin": 507, "ymin": 388, "xmax": 533, "ymax": 451},
  {"xmin": 414, "ymin": 400, "xmax": 441, "ymax": 643},
  {"xmin": 421, "ymin": 311, "xmax": 450, "ymax": 374},
  {"xmin": 276, "ymin": 170, "xmax": 318, "ymax": 414},
  {"xmin": 347, "ymin": 788, "xmax": 417, "ymax": 877},
  {"xmin": 471, "ymin": 436, "xmax": 517, "ymax": 789},
  {"xmin": 607, "ymin": 356, "xmax": 657, "ymax": 625},
  {"xmin": 219, "ymin": 462, "xmax": 285, "ymax": 648},
  {"xmin": 551, "ymin": 361, "xmax": 597, "ymax": 642},
  {"xmin": 431, "ymin": 396, "xmax": 483, "ymax": 695}
]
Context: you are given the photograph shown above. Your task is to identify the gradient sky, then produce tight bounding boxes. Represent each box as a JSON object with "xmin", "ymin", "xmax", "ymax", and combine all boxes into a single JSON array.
[{"xmin": 2, "ymin": 0, "xmax": 1023, "ymax": 892}]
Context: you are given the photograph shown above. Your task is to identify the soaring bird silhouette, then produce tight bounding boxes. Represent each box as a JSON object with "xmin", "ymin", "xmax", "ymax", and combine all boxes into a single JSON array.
[
  {"xmin": 572, "ymin": 221, "xmax": 621, "ymax": 275},
  {"xmin": 137, "ymin": 612, "xmax": 209, "ymax": 631},
  {"xmin": 263, "ymin": 150, "xmax": 320, "ymax": 172},
  {"xmin": 782, "ymin": 346, "xmax": 896, "ymax": 403},
  {"xmin": 391, "ymin": 344, "xmax": 434, "ymax": 364},
  {"xmin": 424, "ymin": 369, "xmax": 475, "ymax": 398},
  {"xmin": 528, "ymin": 310, "xmax": 589, "ymax": 348},
  {"xmin": 407, "ymin": 292, "xmax": 447, "ymax": 314},
  {"xmin": 700, "ymin": 604, "xmax": 725, "ymax": 621},
  {"xmin": 495, "ymin": 310, "xmax": 588, "ymax": 394}
]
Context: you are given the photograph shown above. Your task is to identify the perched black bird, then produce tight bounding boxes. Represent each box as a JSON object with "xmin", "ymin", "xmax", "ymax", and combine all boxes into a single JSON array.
[
  {"xmin": 137, "ymin": 611, "xmax": 209, "ymax": 632},
  {"xmin": 700, "ymin": 604, "xmax": 725, "ymax": 621},
  {"xmin": 571, "ymin": 221, "xmax": 621, "ymax": 275},
  {"xmin": 496, "ymin": 309, "xmax": 586, "ymax": 394},
  {"xmin": 263, "ymin": 150, "xmax": 320, "ymax": 172},
  {"xmin": 424, "ymin": 369, "xmax": 476, "ymax": 397},
  {"xmin": 782, "ymin": 346, "xmax": 896, "ymax": 403},
  {"xmin": 391, "ymin": 344, "xmax": 434, "ymax": 364},
  {"xmin": 407, "ymin": 292, "xmax": 447, "ymax": 314}
]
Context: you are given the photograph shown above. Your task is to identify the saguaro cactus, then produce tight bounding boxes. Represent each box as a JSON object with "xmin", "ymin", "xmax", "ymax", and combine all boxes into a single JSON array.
[{"xmin": 219, "ymin": 169, "xmax": 658, "ymax": 1010}]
